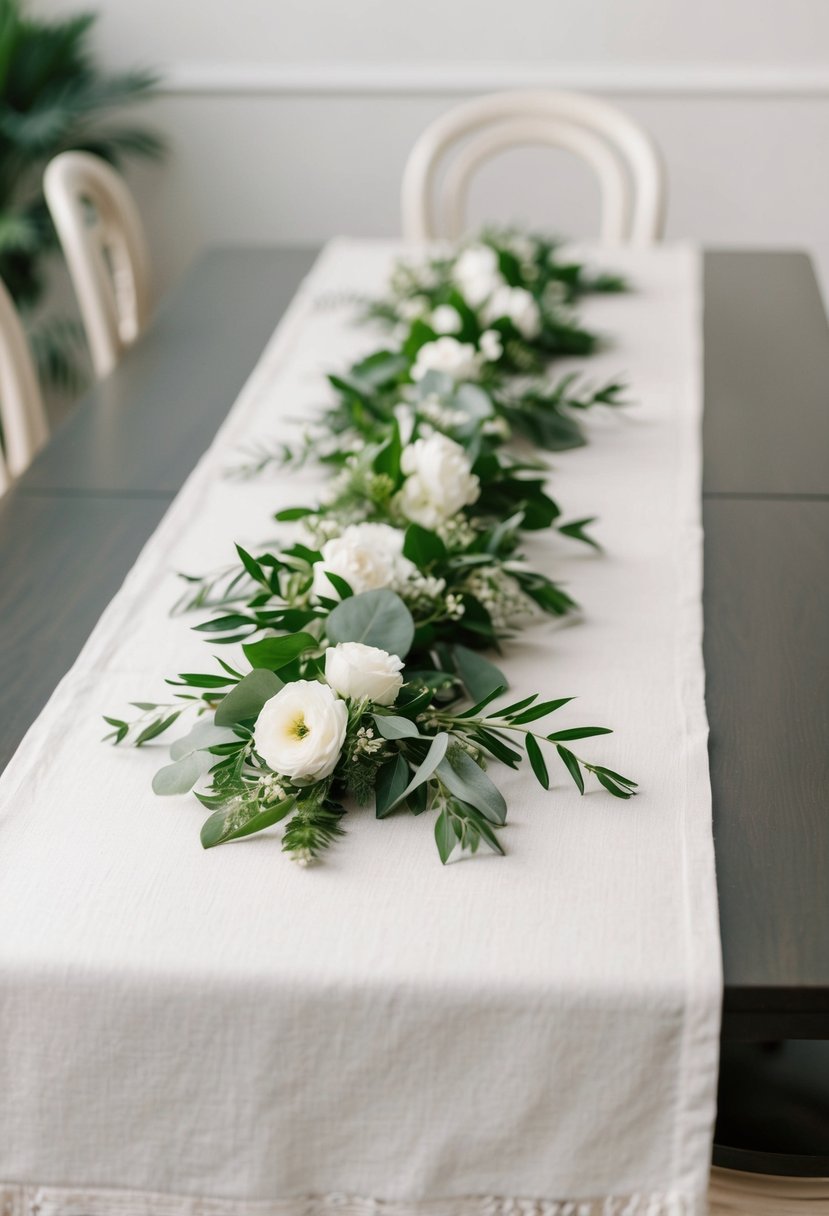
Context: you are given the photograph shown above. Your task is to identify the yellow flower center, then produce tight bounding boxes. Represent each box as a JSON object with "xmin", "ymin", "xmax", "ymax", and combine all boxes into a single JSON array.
[{"xmin": 288, "ymin": 714, "xmax": 309, "ymax": 740}]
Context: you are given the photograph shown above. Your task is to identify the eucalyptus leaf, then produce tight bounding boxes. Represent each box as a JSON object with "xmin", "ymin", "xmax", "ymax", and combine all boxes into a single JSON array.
[
  {"xmin": 153, "ymin": 750, "xmax": 215, "ymax": 796},
  {"xmin": 384, "ymin": 732, "xmax": 449, "ymax": 813},
  {"xmin": 434, "ymin": 808, "xmax": 456, "ymax": 864},
  {"xmin": 201, "ymin": 796, "xmax": 297, "ymax": 849},
  {"xmin": 437, "ymin": 749, "xmax": 507, "ymax": 825},
  {"xmin": 327, "ymin": 589, "xmax": 414, "ymax": 658},
  {"xmin": 452, "ymin": 644, "xmax": 507, "ymax": 703},
  {"xmin": 372, "ymin": 714, "xmax": 420, "ymax": 740},
  {"xmin": 214, "ymin": 669, "xmax": 283, "ymax": 726},
  {"xmin": 169, "ymin": 719, "xmax": 236, "ymax": 761}
]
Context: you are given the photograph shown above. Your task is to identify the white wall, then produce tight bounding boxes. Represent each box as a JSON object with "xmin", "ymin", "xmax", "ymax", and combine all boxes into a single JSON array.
[{"xmin": 33, "ymin": 0, "xmax": 829, "ymax": 302}]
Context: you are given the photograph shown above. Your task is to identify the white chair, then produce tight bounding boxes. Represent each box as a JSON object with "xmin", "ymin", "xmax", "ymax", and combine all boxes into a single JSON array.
[
  {"xmin": 43, "ymin": 151, "xmax": 152, "ymax": 379},
  {"xmin": 402, "ymin": 90, "xmax": 666, "ymax": 245},
  {"xmin": 709, "ymin": 1166, "xmax": 829, "ymax": 1213},
  {"xmin": 0, "ymin": 276, "xmax": 49, "ymax": 494}
]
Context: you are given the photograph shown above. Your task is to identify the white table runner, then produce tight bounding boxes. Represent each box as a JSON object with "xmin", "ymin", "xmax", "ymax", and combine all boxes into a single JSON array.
[{"xmin": 0, "ymin": 241, "xmax": 721, "ymax": 1216}]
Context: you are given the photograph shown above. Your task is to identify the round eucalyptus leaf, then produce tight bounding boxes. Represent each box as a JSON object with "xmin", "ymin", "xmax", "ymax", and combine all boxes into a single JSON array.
[{"xmin": 327, "ymin": 589, "xmax": 415, "ymax": 658}]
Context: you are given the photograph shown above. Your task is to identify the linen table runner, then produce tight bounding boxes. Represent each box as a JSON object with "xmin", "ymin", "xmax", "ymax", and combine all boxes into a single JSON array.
[{"xmin": 0, "ymin": 241, "xmax": 721, "ymax": 1215}]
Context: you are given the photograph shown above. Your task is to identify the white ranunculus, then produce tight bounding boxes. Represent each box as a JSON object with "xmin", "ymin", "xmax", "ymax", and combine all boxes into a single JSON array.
[
  {"xmin": 479, "ymin": 328, "xmax": 503, "ymax": 362},
  {"xmin": 410, "ymin": 336, "xmax": 481, "ymax": 383},
  {"xmin": 325, "ymin": 642, "xmax": 404, "ymax": 706},
  {"xmin": 254, "ymin": 680, "xmax": 348, "ymax": 781},
  {"xmin": 312, "ymin": 523, "xmax": 415, "ymax": 600},
  {"xmin": 430, "ymin": 304, "xmax": 462, "ymax": 335},
  {"xmin": 484, "ymin": 285, "xmax": 541, "ymax": 339},
  {"xmin": 396, "ymin": 432, "xmax": 480, "ymax": 528},
  {"xmin": 453, "ymin": 244, "xmax": 503, "ymax": 306}
]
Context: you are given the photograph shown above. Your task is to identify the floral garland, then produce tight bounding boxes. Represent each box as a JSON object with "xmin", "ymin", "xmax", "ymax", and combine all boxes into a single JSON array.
[{"xmin": 105, "ymin": 228, "xmax": 637, "ymax": 866}]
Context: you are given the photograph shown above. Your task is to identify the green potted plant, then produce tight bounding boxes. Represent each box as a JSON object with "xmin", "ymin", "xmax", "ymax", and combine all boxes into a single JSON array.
[{"xmin": 0, "ymin": 0, "xmax": 164, "ymax": 389}]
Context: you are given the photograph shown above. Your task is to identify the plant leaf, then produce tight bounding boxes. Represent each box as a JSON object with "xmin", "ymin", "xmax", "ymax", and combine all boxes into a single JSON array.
[
  {"xmin": 434, "ymin": 808, "xmax": 456, "ymax": 864},
  {"xmin": 214, "ymin": 669, "xmax": 283, "ymax": 726},
  {"xmin": 556, "ymin": 745, "xmax": 584, "ymax": 794},
  {"xmin": 372, "ymin": 714, "xmax": 420, "ymax": 740},
  {"xmin": 201, "ymin": 796, "xmax": 296, "ymax": 848},
  {"xmin": 452, "ymin": 643, "xmax": 507, "ymax": 703},
  {"xmin": 437, "ymin": 749, "xmax": 507, "ymax": 825},
  {"xmin": 242, "ymin": 632, "xmax": 317, "ymax": 671},
  {"xmin": 327, "ymin": 589, "xmax": 414, "ymax": 658},
  {"xmin": 525, "ymin": 734, "xmax": 549, "ymax": 789}
]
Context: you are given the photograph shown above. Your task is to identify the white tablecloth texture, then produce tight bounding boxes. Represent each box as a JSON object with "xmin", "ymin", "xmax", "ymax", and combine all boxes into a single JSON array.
[{"xmin": 0, "ymin": 242, "xmax": 721, "ymax": 1216}]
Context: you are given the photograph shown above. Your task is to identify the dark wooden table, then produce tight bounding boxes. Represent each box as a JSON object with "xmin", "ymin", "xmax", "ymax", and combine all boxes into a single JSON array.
[{"xmin": 2, "ymin": 246, "xmax": 828, "ymax": 1170}]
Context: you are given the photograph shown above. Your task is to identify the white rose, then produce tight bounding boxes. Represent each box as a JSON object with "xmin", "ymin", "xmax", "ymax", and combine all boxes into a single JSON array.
[
  {"xmin": 396, "ymin": 433, "xmax": 480, "ymax": 528},
  {"xmin": 453, "ymin": 245, "xmax": 503, "ymax": 306},
  {"xmin": 410, "ymin": 336, "xmax": 481, "ymax": 383},
  {"xmin": 254, "ymin": 680, "xmax": 347, "ymax": 781},
  {"xmin": 479, "ymin": 329, "xmax": 503, "ymax": 362},
  {"xmin": 483, "ymin": 285, "xmax": 541, "ymax": 339},
  {"xmin": 325, "ymin": 642, "xmax": 404, "ymax": 705},
  {"xmin": 431, "ymin": 304, "xmax": 462, "ymax": 334},
  {"xmin": 312, "ymin": 523, "xmax": 415, "ymax": 600}
]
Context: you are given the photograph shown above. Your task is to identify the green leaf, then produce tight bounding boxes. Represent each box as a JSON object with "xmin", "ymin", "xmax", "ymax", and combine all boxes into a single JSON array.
[
  {"xmin": 375, "ymin": 753, "xmax": 411, "ymax": 818},
  {"xmin": 327, "ymin": 589, "xmax": 414, "ymax": 658},
  {"xmin": 592, "ymin": 770, "xmax": 637, "ymax": 800},
  {"xmin": 214, "ymin": 669, "xmax": 283, "ymax": 726},
  {"xmin": 373, "ymin": 420, "xmax": 402, "ymax": 480},
  {"xmin": 434, "ymin": 808, "xmax": 456, "ymax": 864},
  {"xmin": 452, "ymin": 644, "xmax": 507, "ymax": 703},
  {"xmin": 169, "ymin": 719, "xmax": 236, "ymax": 760},
  {"xmin": 402, "ymin": 523, "xmax": 446, "ymax": 566},
  {"xmin": 525, "ymin": 734, "xmax": 549, "ymax": 790},
  {"xmin": 470, "ymin": 727, "xmax": 522, "ymax": 768},
  {"xmin": 496, "ymin": 693, "xmax": 537, "ymax": 717},
  {"xmin": 321, "ymin": 571, "xmax": 353, "ymax": 601},
  {"xmin": 556, "ymin": 745, "xmax": 584, "ymax": 794},
  {"xmin": 558, "ymin": 517, "xmax": 601, "ymax": 551},
  {"xmin": 135, "ymin": 712, "xmax": 182, "ymax": 746},
  {"xmin": 437, "ymin": 749, "xmax": 507, "ymax": 825},
  {"xmin": 510, "ymin": 697, "xmax": 574, "ymax": 724},
  {"xmin": 193, "ymin": 613, "xmax": 253, "ymax": 634},
  {"xmin": 457, "ymin": 685, "xmax": 507, "ymax": 719},
  {"xmin": 201, "ymin": 796, "xmax": 296, "ymax": 848},
  {"xmin": 274, "ymin": 506, "xmax": 316, "ymax": 521},
  {"xmin": 152, "ymin": 751, "xmax": 214, "ymax": 796},
  {"xmin": 590, "ymin": 765, "xmax": 638, "ymax": 790},
  {"xmin": 242, "ymin": 632, "xmax": 317, "ymax": 671},
  {"xmin": 547, "ymin": 726, "xmax": 613, "ymax": 742},
  {"xmin": 384, "ymin": 732, "xmax": 449, "ymax": 813},
  {"xmin": 372, "ymin": 714, "xmax": 420, "ymax": 740}
]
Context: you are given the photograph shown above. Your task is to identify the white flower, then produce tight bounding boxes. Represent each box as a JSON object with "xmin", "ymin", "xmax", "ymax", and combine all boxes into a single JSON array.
[
  {"xmin": 254, "ymin": 681, "xmax": 347, "ymax": 781},
  {"xmin": 398, "ymin": 295, "xmax": 430, "ymax": 321},
  {"xmin": 484, "ymin": 285, "xmax": 541, "ymax": 339},
  {"xmin": 396, "ymin": 433, "xmax": 480, "ymax": 528},
  {"xmin": 411, "ymin": 336, "xmax": 481, "ymax": 383},
  {"xmin": 479, "ymin": 329, "xmax": 503, "ymax": 362},
  {"xmin": 431, "ymin": 304, "xmax": 462, "ymax": 334},
  {"xmin": 325, "ymin": 642, "xmax": 404, "ymax": 705},
  {"xmin": 312, "ymin": 523, "xmax": 415, "ymax": 600},
  {"xmin": 453, "ymin": 244, "xmax": 503, "ymax": 306}
]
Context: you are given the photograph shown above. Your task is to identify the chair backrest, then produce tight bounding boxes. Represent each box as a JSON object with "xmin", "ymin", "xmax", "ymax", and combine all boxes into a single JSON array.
[
  {"xmin": 43, "ymin": 151, "xmax": 152, "ymax": 379},
  {"xmin": 402, "ymin": 90, "xmax": 666, "ymax": 245},
  {"xmin": 0, "ymin": 276, "xmax": 49, "ymax": 494}
]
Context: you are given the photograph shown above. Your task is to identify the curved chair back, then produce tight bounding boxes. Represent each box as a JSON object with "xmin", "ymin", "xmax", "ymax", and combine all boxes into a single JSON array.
[
  {"xmin": 402, "ymin": 90, "xmax": 666, "ymax": 245},
  {"xmin": 44, "ymin": 151, "xmax": 151, "ymax": 379},
  {"xmin": 0, "ymin": 277, "xmax": 48, "ymax": 494}
]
